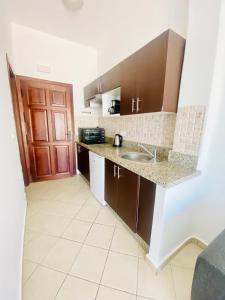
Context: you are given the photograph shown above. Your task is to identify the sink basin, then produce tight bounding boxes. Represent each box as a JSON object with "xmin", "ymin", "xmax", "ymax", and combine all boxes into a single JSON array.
[{"xmin": 120, "ymin": 152, "xmax": 154, "ymax": 163}]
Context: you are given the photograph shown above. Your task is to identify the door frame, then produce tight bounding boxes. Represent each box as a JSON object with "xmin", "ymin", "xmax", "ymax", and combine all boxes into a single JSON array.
[{"xmin": 6, "ymin": 62, "xmax": 76, "ymax": 185}]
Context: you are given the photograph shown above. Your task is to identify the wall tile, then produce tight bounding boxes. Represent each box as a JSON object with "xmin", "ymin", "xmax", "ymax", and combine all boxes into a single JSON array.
[{"xmin": 172, "ymin": 106, "xmax": 206, "ymax": 156}]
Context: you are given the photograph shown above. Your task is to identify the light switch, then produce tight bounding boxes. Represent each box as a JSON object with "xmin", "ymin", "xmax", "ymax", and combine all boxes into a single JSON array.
[{"xmin": 37, "ymin": 64, "xmax": 51, "ymax": 74}]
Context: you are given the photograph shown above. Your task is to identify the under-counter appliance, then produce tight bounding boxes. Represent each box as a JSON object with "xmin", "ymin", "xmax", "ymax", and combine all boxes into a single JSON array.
[
  {"xmin": 89, "ymin": 151, "xmax": 106, "ymax": 206},
  {"xmin": 113, "ymin": 134, "xmax": 123, "ymax": 147},
  {"xmin": 108, "ymin": 99, "xmax": 120, "ymax": 115},
  {"xmin": 78, "ymin": 127, "xmax": 105, "ymax": 144}
]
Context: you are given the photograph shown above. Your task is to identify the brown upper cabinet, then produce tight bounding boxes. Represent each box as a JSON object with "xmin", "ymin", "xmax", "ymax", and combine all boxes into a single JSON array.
[
  {"xmin": 121, "ymin": 30, "xmax": 185, "ymax": 115},
  {"xmin": 84, "ymin": 78, "xmax": 100, "ymax": 106},
  {"xmin": 84, "ymin": 29, "xmax": 185, "ymax": 115},
  {"xmin": 100, "ymin": 64, "xmax": 121, "ymax": 94}
]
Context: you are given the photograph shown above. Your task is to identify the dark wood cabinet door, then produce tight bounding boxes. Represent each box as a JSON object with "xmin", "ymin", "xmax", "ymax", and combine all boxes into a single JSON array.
[
  {"xmin": 136, "ymin": 31, "xmax": 168, "ymax": 114},
  {"xmin": 77, "ymin": 144, "xmax": 90, "ymax": 182},
  {"xmin": 105, "ymin": 159, "xmax": 118, "ymax": 211},
  {"xmin": 101, "ymin": 65, "xmax": 121, "ymax": 94},
  {"xmin": 137, "ymin": 177, "xmax": 156, "ymax": 244},
  {"xmin": 21, "ymin": 79, "xmax": 75, "ymax": 182},
  {"xmin": 84, "ymin": 79, "xmax": 99, "ymax": 103},
  {"xmin": 117, "ymin": 167, "xmax": 139, "ymax": 232},
  {"xmin": 120, "ymin": 55, "xmax": 137, "ymax": 115}
]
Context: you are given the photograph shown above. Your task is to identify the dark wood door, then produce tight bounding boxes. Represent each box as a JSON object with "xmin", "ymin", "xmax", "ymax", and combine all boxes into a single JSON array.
[
  {"xmin": 21, "ymin": 78, "xmax": 75, "ymax": 182},
  {"xmin": 117, "ymin": 166, "xmax": 139, "ymax": 232},
  {"xmin": 77, "ymin": 144, "xmax": 90, "ymax": 182},
  {"xmin": 137, "ymin": 177, "xmax": 156, "ymax": 244},
  {"xmin": 136, "ymin": 32, "xmax": 168, "ymax": 113},
  {"xmin": 120, "ymin": 55, "xmax": 137, "ymax": 115},
  {"xmin": 105, "ymin": 159, "xmax": 118, "ymax": 211},
  {"xmin": 101, "ymin": 65, "xmax": 121, "ymax": 93}
]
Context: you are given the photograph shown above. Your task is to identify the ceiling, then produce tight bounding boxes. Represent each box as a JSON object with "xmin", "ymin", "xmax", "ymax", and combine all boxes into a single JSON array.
[{"xmin": 7, "ymin": 0, "xmax": 189, "ymax": 50}]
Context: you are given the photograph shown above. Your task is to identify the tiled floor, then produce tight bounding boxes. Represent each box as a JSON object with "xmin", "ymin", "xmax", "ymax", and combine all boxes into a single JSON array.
[{"xmin": 23, "ymin": 175, "xmax": 202, "ymax": 300}]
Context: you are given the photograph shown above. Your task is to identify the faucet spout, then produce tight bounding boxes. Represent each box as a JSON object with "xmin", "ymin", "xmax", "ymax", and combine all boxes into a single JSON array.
[{"xmin": 138, "ymin": 144, "xmax": 157, "ymax": 162}]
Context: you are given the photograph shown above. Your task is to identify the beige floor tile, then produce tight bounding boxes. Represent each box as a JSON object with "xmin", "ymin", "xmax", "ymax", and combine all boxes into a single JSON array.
[
  {"xmin": 70, "ymin": 244, "xmax": 108, "ymax": 283},
  {"xmin": 62, "ymin": 219, "xmax": 92, "ymax": 242},
  {"xmin": 85, "ymin": 224, "xmax": 114, "ymax": 249},
  {"xmin": 96, "ymin": 286, "xmax": 136, "ymax": 300},
  {"xmin": 101, "ymin": 251, "xmax": 138, "ymax": 294},
  {"xmin": 110, "ymin": 227, "xmax": 139, "ymax": 256},
  {"xmin": 32, "ymin": 200, "xmax": 83, "ymax": 218},
  {"xmin": 76, "ymin": 202, "xmax": 100, "ymax": 222},
  {"xmin": 23, "ymin": 266, "xmax": 66, "ymax": 300},
  {"xmin": 42, "ymin": 238, "xmax": 82, "ymax": 273},
  {"xmin": 23, "ymin": 234, "xmax": 58, "ymax": 263},
  {"xmin": 137, "ymin": 259, "xmax": 176, "ymax": 300},
  {"xmin": 23, "ymin": 229, "xmax": 42, "ymax": 245},
  {"xmin": 95, "ymin": 207, "xmax": 117, "ymax": 226},
  {"xmin": 27, "ymin": 212, "xmax": 72, "ymax": 236},
  {"xmin": 172, "ymin": 265, "xmax": 194, "ymax": 300},
  {"xmin": 22, "ymin": 260, "xmax": 38, "ymax": 283},
  {"xmin": 170, "ymin": 243, "xmax": 200, "ymax": 269},
  {"xmin": 55, "ymin": 275, "xmax": 98, "ymax": 300}
]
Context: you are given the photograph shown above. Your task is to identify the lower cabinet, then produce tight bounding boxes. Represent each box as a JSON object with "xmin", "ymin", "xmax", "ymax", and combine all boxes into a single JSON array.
[
  {"xmin": 76, "ymin": 144, "xmax": 90, "ymax": 182},
  {"xmin": 105, "ymin": 159, "xmax": 118, "ymax": 211},
  {"xmin": 105, "ymin": 158, "xmax": 156, "ymax": 244},
  {"xmin": 137, "ymin": 177, "xmax": 156, "ymax": 244},
  {"xmin": 117, "ymin": 166, "xmax": 139, "ymax": 232}
]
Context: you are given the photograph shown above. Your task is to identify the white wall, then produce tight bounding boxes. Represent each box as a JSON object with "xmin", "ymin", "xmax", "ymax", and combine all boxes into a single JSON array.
[
  {"xmin": 10, "ymin": 23, "xmax": 98, "ymax": 115},
  {"xmin": 98, "ymin": 0, "xmax": 189, "ymax": 74},
  {"xmin": 148, "ymin": 0, "xmax": 225, "ymax": 267},
  {"xmin": 0, "ymin": 3, "xmax": 27, "ymax": 300}
]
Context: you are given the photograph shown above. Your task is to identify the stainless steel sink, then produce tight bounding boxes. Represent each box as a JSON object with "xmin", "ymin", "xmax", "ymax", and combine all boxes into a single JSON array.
[{"xmin": 120, "ymin": 152, "xmax": 154, "ymax": 163}]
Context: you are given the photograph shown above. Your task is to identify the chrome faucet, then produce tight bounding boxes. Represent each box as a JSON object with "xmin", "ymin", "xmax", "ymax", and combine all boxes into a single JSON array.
[{"xmin": 138, "ymin": 143, "xmax": 157, "ymax": 163}]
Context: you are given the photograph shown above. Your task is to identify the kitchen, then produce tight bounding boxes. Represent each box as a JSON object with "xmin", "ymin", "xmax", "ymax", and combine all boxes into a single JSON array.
[{"xmin": 1, "ymin": 0, "xmax": 225, "ymax": 300}]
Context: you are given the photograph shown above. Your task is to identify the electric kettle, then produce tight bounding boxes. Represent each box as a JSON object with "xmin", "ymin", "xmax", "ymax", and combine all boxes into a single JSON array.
[{"xmin": 113, "ymin": 134, "xmax": 123, "ymax": 147}]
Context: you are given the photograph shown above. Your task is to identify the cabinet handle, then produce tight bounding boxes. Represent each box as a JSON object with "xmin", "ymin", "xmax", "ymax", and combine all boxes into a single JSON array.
[
  {"xmin": 132, "ymin": 98, "xmax": 136, "ymax": 113},
  {"xmin": 114, "ymin": 164, "xmax": 117, "ymax": 177},
  {"xmin": 117, "ymin": 166, "xmax": 122, "ymax": 179},
  {"xmin": 137, "ymin": 97, "xmax": 142, "ymax": 112}
]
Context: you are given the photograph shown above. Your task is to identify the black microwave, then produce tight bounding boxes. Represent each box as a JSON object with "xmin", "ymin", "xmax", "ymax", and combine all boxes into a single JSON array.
[{"xmin": 78, "ymin": 127, "xmax": 105, "ymax": 144}]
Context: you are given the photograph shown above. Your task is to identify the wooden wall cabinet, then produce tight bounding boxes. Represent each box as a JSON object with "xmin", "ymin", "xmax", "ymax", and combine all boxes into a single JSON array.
[
  {"xmin": 84, "ymin": 29, "xmax": 185, "ymax": 114},
  {"xmin": 101, "ymin": 65, "xmax": 121, "ymax": 94},
  {"xmin": 120, "ymin": 30, "xmax": 185, "ymax": 115},
  {"xmin": 84, "ymin": 78, "xmax": 100, "ymax": 105},
  {"xmin": 76, "ymin": 144, "xmax": 90, "ymax": 182}
]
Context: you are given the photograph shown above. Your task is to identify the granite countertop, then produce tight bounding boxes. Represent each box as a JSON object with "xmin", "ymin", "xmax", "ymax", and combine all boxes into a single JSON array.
[{"xmin": 76, "ymin": 141, "xmax": 200, "ymax": 188}]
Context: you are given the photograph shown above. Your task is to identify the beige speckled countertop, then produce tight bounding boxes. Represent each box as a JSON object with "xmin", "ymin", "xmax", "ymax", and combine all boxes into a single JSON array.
[{"xmin": 76, "ymin": 141, "xmax": 200, "ymax": 188}]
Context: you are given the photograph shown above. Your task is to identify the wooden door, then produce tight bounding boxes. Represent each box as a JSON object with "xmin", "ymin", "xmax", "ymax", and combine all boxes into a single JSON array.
[
  {"xmin": 120, "ymin": 55, "xmax": 137, "ymax": 115},
  {"xmin": 105, "ymin": 159, "xmax": 118, "ymax": 211},
  {"xmin": 77, "ymin": 144, "xmax": 90, "ymax": 182},
  {"xmin": 101, "ymin": 64, "xmax": 121, "ymax": 93},
  {"xmin": 20, "ymin": 78, "xmax": 75, "ymax": 182},
  {"xmin": 136, "ymin": 31, "xmax": 168, "ymax": 114},
  {"xmin": 117, "ymin": 166, "xmax": 139, "ymax": 232},
  {"xmin": 137, "ymin": 177, "xmax": 156, "ymax": 244}
]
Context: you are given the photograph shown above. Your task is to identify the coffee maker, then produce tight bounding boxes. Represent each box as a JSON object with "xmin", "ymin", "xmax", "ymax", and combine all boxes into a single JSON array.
[{"xmin": 108, "ymin": 100, "xmax": 120, "ymax": 115}]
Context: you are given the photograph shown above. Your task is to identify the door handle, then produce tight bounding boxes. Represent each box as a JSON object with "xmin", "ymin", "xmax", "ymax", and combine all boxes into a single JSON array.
[
  {"xmin": 137, "ymin": 97, "xmax": 142, "ymax": 112},
  {"xmin": 117, "ymin": 166, "xmax": 122, "ymax": 179},
  {"xmin": 67, "ymin": 130, "xmax": 72, "ymax": 141},
  {"xmin": 131, "ymin": 98, "xmax": 136, "ymax": 113},
  {"xmin": 113, "ymin": 164, "xmax": 117, "ymax": 177}
]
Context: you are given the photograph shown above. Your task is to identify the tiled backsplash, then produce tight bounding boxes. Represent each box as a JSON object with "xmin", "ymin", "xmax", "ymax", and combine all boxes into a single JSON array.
[
  {"xmin": 75, "ymin": 116, "xmax": 99, "ymax": 133},
  {"xmin": 75, "ymin": 106, "xmax": 206, "ymax": 161},
  {"xmin": 172, "ymin": 106, "xmax": 206, "ymax": 156},
  {"xmin": 99, "ymin": 113, "xmax": 176, "ymax": 147}
]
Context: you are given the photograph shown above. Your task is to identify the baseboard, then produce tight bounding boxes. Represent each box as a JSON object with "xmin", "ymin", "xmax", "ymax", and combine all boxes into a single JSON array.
[{"xmin": 146, "ymin": 235, "xmax": 208, "ymax": 272}]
